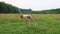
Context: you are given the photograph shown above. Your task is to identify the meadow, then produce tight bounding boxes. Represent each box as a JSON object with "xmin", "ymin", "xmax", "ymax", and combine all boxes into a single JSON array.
[{"xmin": 0, "ymin": 14, "xmax": 60, "ymax": 34}]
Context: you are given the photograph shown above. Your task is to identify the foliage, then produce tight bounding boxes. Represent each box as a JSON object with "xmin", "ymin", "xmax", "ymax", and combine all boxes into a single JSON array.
[{"xmin": 0, "ymin": 2, "xmax": 20, "ymax": 13}]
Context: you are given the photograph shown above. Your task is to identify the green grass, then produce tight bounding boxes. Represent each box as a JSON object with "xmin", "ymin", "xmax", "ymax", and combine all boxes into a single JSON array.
[{"xmin": 0, "ymin": 14, "xmax": 60, "ymax": 34}]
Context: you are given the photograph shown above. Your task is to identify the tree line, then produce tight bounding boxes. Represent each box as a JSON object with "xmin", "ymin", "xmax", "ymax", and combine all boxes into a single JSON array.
[
  {"xmin": 0, "ymin": 2, "xmax": 60, "ymax": 14},
  {"xmin": 0, "ymin": 2, "xmax": 20, "ymax": 13}
]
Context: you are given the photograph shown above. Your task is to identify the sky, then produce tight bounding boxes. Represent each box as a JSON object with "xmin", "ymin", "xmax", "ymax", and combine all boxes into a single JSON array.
[{"xmin": 0, "ymin": 0, "xmax": 60, "ymax": 10}]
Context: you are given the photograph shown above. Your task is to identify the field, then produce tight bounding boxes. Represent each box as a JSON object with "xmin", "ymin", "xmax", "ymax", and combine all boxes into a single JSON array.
[{"xmin": 0, "ymin": 14, "xmax": 60, "ymax": 34}]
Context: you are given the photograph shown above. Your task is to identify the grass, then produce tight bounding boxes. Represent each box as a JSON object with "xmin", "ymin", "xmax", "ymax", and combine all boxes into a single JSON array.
[{"xmin": 0, "ymin": 14, "xmax": 60, "ymax": 34}]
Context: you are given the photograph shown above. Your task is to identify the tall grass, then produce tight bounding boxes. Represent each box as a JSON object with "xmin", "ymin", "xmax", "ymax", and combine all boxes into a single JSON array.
[{"xmin": 0, "ymin": 14, "xmax": 60, "ymax": 34}]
